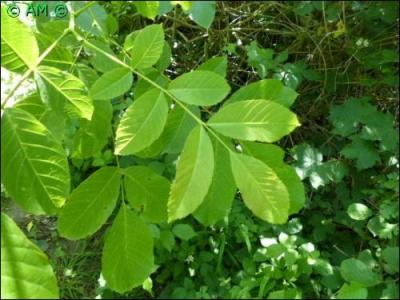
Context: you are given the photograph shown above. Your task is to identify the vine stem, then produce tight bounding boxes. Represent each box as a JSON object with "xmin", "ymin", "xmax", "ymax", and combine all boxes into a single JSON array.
[{"xmin": 76, "ymin": 31, "xmax": 235, "ymax": 154}]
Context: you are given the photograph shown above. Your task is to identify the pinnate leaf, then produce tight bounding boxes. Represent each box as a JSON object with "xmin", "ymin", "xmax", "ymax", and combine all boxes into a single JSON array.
[{"xmin": 168, "ymin": 126, "xmax": 214, "ymax": 222}]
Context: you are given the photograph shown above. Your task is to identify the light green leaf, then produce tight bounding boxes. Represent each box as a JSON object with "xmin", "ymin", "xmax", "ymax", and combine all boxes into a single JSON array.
[
  {"xmin": 86, "ymin": 39, "xmax": 120, "ymax": 73},
  {"xmin": 156, "ymin": 42, "xmax": 172, "ymax": 71},
  {"xmin": 160, "ymin": 230, "xmax": 175, "ymax": 252},
  {"xmin": 168, "ymin": 70, "xmax": 231, "ymax": 106},
  {"xmin": 134, "ymin": 1, "xmax": 160, "ymax": 20},
  {"xmin": 134, "ymin": 69, "xmax": 170, "ymax": 98},
  {"xmin": 115, "ymin": 89, "xmax": 169, "ymax": 155},
  {"xmin": 131, "ymin": 24, "xmax": 165, "ymax": 70},
  {"xmin": 1, "ymin": 108, "xmax": 70, "ymax": 215},
  {"xmin": 209, "ymin": 100, "xmax": 300, "ymax": 142},
  {"xmin": 58, "ymin": 167, "xmax": 121, "ymax": 240},
  {"xmin": 340, "ymin": 258, "xmax": 381, "ymax": 287},
  {"xmin": 1, "ymin": 6, "xmax": 39, "ymax": 72},
  {"xmin": 168, "ymin": 126, "xmax": 214, "ymax": 222},
  {"xmin": 36, "ymin": 32, "xmax": 73, "ymax": 71},
  {"xmin": 241, "ymin": 141, "xmax": 285, "ymax": 166},
  {"xmin": 102, "ymin": 204, "xmax": 154, "ymax": 293},
  {"xmin": 197, "ymin": 56, "xmax": 227, "ymax": 77},
  {"xmin": 36, "ymin": 66, "xmax": 94, "ymax": 120},
  {"xmin": 72, "ymin": 101, "xmax": 113, "ymax": 158},
  {"xmin": 89, "ymin": 68, "xmax": 132, "ymax": 100},
  {"xmin": 1, "ymin": 213, "xmax": 59, "ymax": 299},
  {"xmin": 382, "ymin": 247, "xmax": 399, "ymax": 274},
  {"xmin": 194, "ymin": 137, "xmax": 236, "ymax": 226},
  {"xmin": 172, "ymin": 224, "xmax": 197, "ymax": 241},
  {"xmin": 189, "ymin": 1, "xmax": 216, "ymax": 29},
  {"xmin": 14, "ymin": 93, "xmax": 65, "ymax": 138},
  {"xmin": 230, "ymin": 153, "xmax": 290, "ymax": 223},
  {"xmin": 337, "ymin": 283, "xmax": 368, "ymax": 299},
  {"xmin": 226, "ymin": 79, "xmax": 298, "ymax": 107},
  {"xmin": 124, "ymin": 166, "xmax": 170, "ymax": 223},
  {"xmin": 73, "ymin": 2, "xmax": 108, "ymax": 36},
  {"xmin": 171, "ymin": 1, "xmax": 193, "ymax": 11},
  {"xmin": 347, "ymin": 203, "xmax": 372, "ymax": 221},
  {"xmin": 160, "ymin": 105, "xmax": 200, "ymax": 154},
  {"xmin": 340, "ymin": 137, "xmax": 381, "ymax": 170}
]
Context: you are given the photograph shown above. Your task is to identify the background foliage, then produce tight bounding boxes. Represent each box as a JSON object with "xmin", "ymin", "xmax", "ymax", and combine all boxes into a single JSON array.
[{"xmin": 1, "ymin": 1, "xmax": 399, "ymax": 299}]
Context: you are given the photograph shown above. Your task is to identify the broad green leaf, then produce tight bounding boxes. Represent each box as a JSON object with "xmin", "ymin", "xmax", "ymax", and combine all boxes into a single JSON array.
[
  {"xmin": 168, "ymin": 126, "xmax": 214, "ymax": 222},
  {"xmin": 160, "ymin": 105, "xmax": 200, "ymax": 154},
  {"xmin": 134, "ymin": 1, "xmax": 160, "ymax": 20},
  {"xmin": 36, "ymin": 66, "xmax": 94, "ymax": 120},
  {"xmin": 337, "ymin": 283, "xmax": 368, "ymax": 299},
  {"xmin": 72, "ymin": 101, "xmax": 113, "ymax": 158},
  {"xmin": 134, "ymin": 69, "xmax": 170, "ymax": 98},
  {"xmin": 89, "ymin": 68, "xmax": 132, "ymax": 100},
  {"xmin": 172, "ymin": 224, "xmax": 197, "ymax": 241},
  {"xmin": 367, "ymin": 216, "xmax": 397, "ymax": 239},
  {"xmin": 160, "ymin": 230, "xmax": 175, "ymax": 252},
  {"xmin": 241, "ymin": 141, "xmax": 285, "ymax": 166},
  {"xmin": 341, "ymin": 137, "xmax": 381, "ymax": 170},
  {"xmin": 1, "ymin": 6, "xmax": 39, "ymax": 72},
  {"xmin": 58, "ymin": 167, "xmax": 121, "ymax": 240},
  {"xmin": 340, "ymin": 258, "xmax": 381, "ymax": 287},
  {"xmin": 115, "ymin": 89, "xmax": 169, "ymax": 155},
  {"xmin": 14, "ymin": 93, "xmax": 65, "ymax": 138},
  {"xmin": 76, "ymin": 63, "xmax": 100, "ymax": 87},
  {"xmin": 347, "ymin": 203, "xmax": 372, "ymax": 221},
  {"xmin": 382, "ymin": 247, "xmax": 399, "ymax": 274},
  {"xmin": 226, "ymin": 79, "xmax": 298, "ymax": 107},
  {"xmin": 73, "ymin": 2, "xmax": 108, "ymax": 36},
  {"xmin": 230, "ymin": 153, "xmax": 290, "ymax": 224},
  {"xmin": 1, "ymin": 213, "xmax": 59, "ymax": 299},
  {"xmin": 136, "ymin": 105, "xmax": 200, "ymax": 158},
  {"xmin": 102, "ymin": 204, "xmax": 154, "ymax": 293},
  {"xmin": 36, "ymin": 33, "xmax": 73, "ymax": 71},
  {"xmin": 168, "ymin": 70, "xmax": 231, "ymax": 106},
  {"xmin": 124, "ymin": 166, "xmax": 170, "ymax": 223},
  {"xmin": 131, "ymin": 24, "xmax": 165, "ymax": 70},
  {"xmin": 1, "ymin": 108, "xmax": 70, "ymax": 215},
  {"xmin": 267, "ymin": 288, "xmax": 301, "ymax": 299},
  {"xmin": 240, "ymin": 141, "xmax": 304, "ymax": 214},
  {"xmin": 209, "ymin": 100, "xmax": 300, "ymax": 142},
  {"xmin": 197, "ymin": 56, "xmax": 227, "ymax": 77},
  {"xmin": 189, "ymin": 1, "xmax": 216, "ymax": 29},
  {"xmin": 86, "ymin": 39, "xmax": 120, "ymax": 73},
  {"xmin": 156, "ymin": 42, "xmax": 172, "ymax": 71},
  {"xmin": 194, "ymin": 138, "xmax": 236, "ymax": 226}
]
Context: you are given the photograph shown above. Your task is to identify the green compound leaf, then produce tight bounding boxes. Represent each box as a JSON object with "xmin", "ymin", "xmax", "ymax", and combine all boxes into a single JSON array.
[
  {"xmin": 209, "ymin": 100, "xmax": 300, "ymax": 142},
  {"xmin": 102, "ymin": 204, "xmax": 154, "ymax": 293},
  {"xmin": 168, "ymin": 126, "xmax": 214, "ymax": 222},
  {"xmin": 194, "ymin": 137, "xmax": 236, "ymax": 226},
  {"xmin": 131, "ymin": 24, "xmax": 165, "ymax": 70},
  {"xmin": 89, "ymin": 68, "xmax": 132, "ymax": 100},
  {"xmin": 230, "ymin": 153, "xmax": 290, "ymax": 224},
  {"xmin": 36, "ymin": 66, "xmax": 94, "ymax": 120},
  {"xmin": 1, "ymin": 5, "xmax": 39, "ymax": 72},
  {"xmin": 1, "ymin": 213, "xmax": 59, "ymax": 299},
  {"xmin": 124, "ymin": 166, "xmax": 170, "ymax": 223},
  {"xmin": 58, "ymin": 167, "xmax": 121, "ymax": 240},
  {"xmin": 115, "ymin": 89, "xmax": 169, "ymax": 155},
  {"xmin": 168, "ymin": 70, "xmax": 231, "ymax": 106},
  {"xmin": 1, "ymin": 108, "xmax": 70, "ymax": 215}
]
